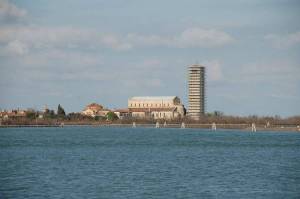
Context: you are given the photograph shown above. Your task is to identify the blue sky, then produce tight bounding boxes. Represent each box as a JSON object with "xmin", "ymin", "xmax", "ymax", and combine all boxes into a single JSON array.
[{"xmin": 0, "ymin": 0, "xmax": 300, "ymax": 117}]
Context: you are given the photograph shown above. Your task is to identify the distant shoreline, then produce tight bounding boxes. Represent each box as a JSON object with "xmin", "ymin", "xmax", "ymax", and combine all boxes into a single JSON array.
[{"xmin": 1, "ymin": 123, "xmax": 299, "ymax": 132}]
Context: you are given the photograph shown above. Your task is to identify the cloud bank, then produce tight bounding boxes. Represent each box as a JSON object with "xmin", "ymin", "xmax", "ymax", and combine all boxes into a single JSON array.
[
  {"xmin": 0, "ymin": 0, "xmax": 27, "ymax": 22},
  {"xmin": 265, "ymin": 31, "xmax": 300, "ymax": 48},
  {"xmin": 0, "ymin": 26, "xmax": 235, "ymax": 56},
  {"xmin": 126, "ymin": 28, "xmax": 234, "ymax": 48}
]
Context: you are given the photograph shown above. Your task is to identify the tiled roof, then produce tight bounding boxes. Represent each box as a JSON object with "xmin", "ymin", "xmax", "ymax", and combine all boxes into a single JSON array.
[
  {"xmin": 114, "ymin": 108, "xmax": 130, "ymax": 113},
  {"xmin": 129, "ymin": 96, "xmax": 177, "ymax": 101},
  {"xmin": 84, "ymin": 103, "xmax": 103, "ymax": 111},
  {"xmin": 100, "ymin": 109, "xmax": 111, "ymax": 112}
]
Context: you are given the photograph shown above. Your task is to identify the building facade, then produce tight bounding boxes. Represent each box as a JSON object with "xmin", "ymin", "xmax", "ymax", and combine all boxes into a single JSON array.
[
  {"xmin": 188, "ymin": 64, "xmax": 205, "ymax": 120},
  {"xmin": 82, "ymin": 103, "xmax": 110, "ymax": 117},
  {"xmin": 114, "ymin": 109, "xmax": 132, "ymax": 119},
  {"xmin": 128, "ymin": 96, "xmax": 185, "ymax": 120}
]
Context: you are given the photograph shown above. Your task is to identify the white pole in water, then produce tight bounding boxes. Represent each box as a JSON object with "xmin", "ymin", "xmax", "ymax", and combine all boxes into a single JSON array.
[
  {"xmin": 212, "ymin": 122, "xmax": 217, "ymax": 131},
  {"xmin": 164, "ymin": 121, "xmax": 167, "ymax": 127},
  {"xmin": 181, "ymin": 122, "xmax": 185, "ymax": 129},
  {"xmin": 251, "ymin": 123, "xmax": 256, "ymax": 132},
  {"xmin": 156, "ymin": 122, "xmax": 160, "ymax": 128},
  {"xmin": 132, "ymin": 122, "xmax": 136, "ymax": 128}
]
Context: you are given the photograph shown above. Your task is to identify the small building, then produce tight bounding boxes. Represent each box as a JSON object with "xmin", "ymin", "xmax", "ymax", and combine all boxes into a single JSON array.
[
  {"xmin": 81, "ymin": 103, "xmax": 110, "ymax": 118},
  {"xmin": 97, "ymin": 109, "xmax": 111, "ymax": 117},
  {"xmin": 38, "ymin": 114, "xmax": 44, "ymax": 119},
  {"xmin": 114, "ymin": 109, "xmax": 132, "ymax": 119},
  {"xmin": 128, "ymin": 96, "xmax": 185, "ymax": 120}
]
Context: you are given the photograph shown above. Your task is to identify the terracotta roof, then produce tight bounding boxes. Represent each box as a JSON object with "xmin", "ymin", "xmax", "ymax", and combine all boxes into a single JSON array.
[
  {"xmin": 129, "ymin": 96, "xmax": 177, "ymax": 101},
  {"xmin": 84, "ymin": 103, "xmax": 103, "ymax": 110},
  {"xmin": 100, "ymin": 109, "xmax": 111, "ymax": 112}
]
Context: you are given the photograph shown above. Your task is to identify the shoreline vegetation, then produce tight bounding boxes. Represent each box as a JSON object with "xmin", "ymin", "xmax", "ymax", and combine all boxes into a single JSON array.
[
  {"xmin": 1, "ymin": 116, "xmax": 299, "ymax": 132},
  {"xmin": 0, "ymin": 124, "xmax": 299, "ymax": 132},
  {"xmin": 1, "ymin": 105, "xmax": 299, "ymax": 132}
]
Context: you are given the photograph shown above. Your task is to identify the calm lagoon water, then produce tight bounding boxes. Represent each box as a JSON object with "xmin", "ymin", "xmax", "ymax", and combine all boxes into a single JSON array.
[{"xmin": 0, "ymin": 127, "xmax": 300, "ymax": 199}]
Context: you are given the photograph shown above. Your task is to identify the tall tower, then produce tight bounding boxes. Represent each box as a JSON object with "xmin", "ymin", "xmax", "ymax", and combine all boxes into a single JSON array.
[{"xmin": 188, "ymin": 64, "xmax": 205, "ymax": 120}]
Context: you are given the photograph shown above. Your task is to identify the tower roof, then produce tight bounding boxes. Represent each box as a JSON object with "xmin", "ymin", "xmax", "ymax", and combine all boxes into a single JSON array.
[{"xmin": 189, "ymin": 64, "xmax": 205, "ymax": 68}]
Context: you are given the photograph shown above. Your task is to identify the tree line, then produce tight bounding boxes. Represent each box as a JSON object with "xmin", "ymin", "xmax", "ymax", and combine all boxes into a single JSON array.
[{"xmin": 1, "ymin": 105, "xmax": 299, "ymax": 126}]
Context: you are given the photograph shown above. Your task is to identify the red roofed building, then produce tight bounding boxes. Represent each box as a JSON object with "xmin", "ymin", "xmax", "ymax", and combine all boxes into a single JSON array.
[{"xmin": 82, "ymin": 103, "xmax": 110, "ymax": 117}]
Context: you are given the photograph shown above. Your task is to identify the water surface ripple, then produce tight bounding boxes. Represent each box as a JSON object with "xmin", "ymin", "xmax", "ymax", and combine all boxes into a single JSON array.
[{"xmin": 0, "ymin": 127, "xmax": 300, "ymax": 198}]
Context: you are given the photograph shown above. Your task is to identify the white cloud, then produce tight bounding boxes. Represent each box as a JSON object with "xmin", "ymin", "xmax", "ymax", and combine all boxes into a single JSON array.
[
  {"xmin": 0, "ymin": 26, "xmax": 235, "ymax": 56},
  {"xmin": 0, "ymin": 0, "xmax": 27, "ymax": 21},
  {"xmin": 4, "ymin": 40, "xmax": 28, "ymax": 55},
  {"xmin": 202, "ymin": 60, "xmax": 223, "ymax": 81},
  {"xmin": 265, "ymin": 31, "xmax": 300, "ymax": 48},
  {"xmin": 126, "ymin": 28, "xmax": 235, "ymax": 48},
  {"xmin": 19, "ymin": 50, "xmax": 103, "ymax": 70},
  {"xmin": 146, "ymin": 78, "xmax": 163, "ymax": 87},
  {"xmin": 0, "ymin": 26, "xmax": 95, "ymax": 49},
  {"xmin": 236, "ymin": 60, "xmax": 300, "ymax": 91},
  {"xmin": 0, "ymin": 26, "xmax": 133, "ymax": 53},
  {"xmin": 134, "ymin": 59, "xmax": 164, "ymax": 70},
  {"xmin": 177, "ymin": 28, "xmax": 234, "ymax": 48},
  {"xmin": 101, "ymin": 34, "xmax": 132, "ymax": 50},
  {"xmin": 126, "ymin": 33, "xmax": 171, "ymax": 47},
  {"xmin": 242, "ymin": 61, "xmax": 300, "ymax": 76}
]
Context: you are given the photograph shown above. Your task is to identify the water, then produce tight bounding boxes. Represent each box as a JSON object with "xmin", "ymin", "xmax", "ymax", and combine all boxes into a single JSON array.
[{"xmin": 0, "ymin": 127, "xmax": 300, "ymax": 199}]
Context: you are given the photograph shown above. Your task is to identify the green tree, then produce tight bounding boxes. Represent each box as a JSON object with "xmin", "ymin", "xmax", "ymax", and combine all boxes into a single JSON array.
[
  {"xmin": 94, "ymin": 116, "xmax": 106, "ymax": 121},
  {"xmin": 213, "ymin": 111, "xmax": 224, "ymax": 117},
  {"xmin": 57, "ymin": 104, "xmax": 66, "ymax": 118},
  {"xmin": 106, "ymin": 112, "xmax": 118, "ymax": 121},
  {"xmin": 43, "ymin": 109, "xmax": 56, "ymax": 119},
  {"xmin": 26, "ymin": 111, "xmax": 37, "ymax": 119}
]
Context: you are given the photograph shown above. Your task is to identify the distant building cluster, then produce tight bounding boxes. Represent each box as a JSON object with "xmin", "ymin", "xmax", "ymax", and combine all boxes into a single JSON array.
[
  {"xmin": 78, "ymin": 96, "xmax": 185, "ymax": 120},
  {"xmin": 0, "ymin": 109, "xmax": 27, "ymax": 119},
  {"xmin": 0, "ymin": 109, "xmax": 44, "ymax": 120},
  {"xmin": 79, "ymin": 64, "xmax": 206, "ymax": 120},
  {"xmin": 80, "ymin": 103, "xmax": 131, "ymax": 119},
  {"xmin": 1, "ymin": 64, "xmax": 206, "ymax": 121}
]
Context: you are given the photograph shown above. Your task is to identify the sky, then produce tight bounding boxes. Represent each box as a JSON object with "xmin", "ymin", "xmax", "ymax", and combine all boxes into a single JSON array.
[{"xmin": 0, "ymin": 0, "xmax": 300, "ymax": 117}]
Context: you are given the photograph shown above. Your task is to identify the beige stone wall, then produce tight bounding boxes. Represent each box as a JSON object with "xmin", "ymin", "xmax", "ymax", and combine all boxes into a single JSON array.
[
  {"xmin": 128, "ymin": 99, "xmax": 175, "ymax": 108},
  {"xmin": 128, "ymin": 97, "xmax": 182, "ymax": 108},
  {"xmin": 132, "ymin": 112, "xmax": 146, "ymax": 118},
  {"xmin": 82, "ymin": 109, "xmax": 95, "ymax": 117},
  {"xmin": 151, "ymin": 111, "xmax": 174, "ymax": 119}
]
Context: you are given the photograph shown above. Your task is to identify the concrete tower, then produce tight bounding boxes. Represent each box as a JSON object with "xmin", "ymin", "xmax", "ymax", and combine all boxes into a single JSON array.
[{"xmin": 188, "ymin": 64, "xmax": 205, "ymax": 120}]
